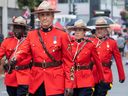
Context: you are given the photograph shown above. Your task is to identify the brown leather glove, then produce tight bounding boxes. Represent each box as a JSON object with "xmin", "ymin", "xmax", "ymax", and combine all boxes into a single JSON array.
[{"xmin": 8, "ymin": 58, "xmax": 17, "ymax": 74}]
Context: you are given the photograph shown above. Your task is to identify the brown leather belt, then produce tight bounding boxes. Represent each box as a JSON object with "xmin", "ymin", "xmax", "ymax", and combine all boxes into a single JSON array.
[
  {"xmin": 13, "ymin": 64, "xmax": 31, "ymax": 70},
  {"xmin": 102, "ymin": 62, "xmax": 112, "ymax": 68},
  {"xmin": 75, "ymin": 62, "xmax": 94, "ymax": 70},
  {"xmin": 75, "ymin": 65, "xmax": 92, "ymax": 70},
  {"xmin": 33, "ymin": 60, "xmax": 62, "ymax": 68}
]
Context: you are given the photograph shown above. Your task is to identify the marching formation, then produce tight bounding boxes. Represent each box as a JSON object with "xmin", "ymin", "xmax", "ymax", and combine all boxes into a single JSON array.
[{"xmin": 0, "ymin": 1, "xmax": 125, "ymax": 96}]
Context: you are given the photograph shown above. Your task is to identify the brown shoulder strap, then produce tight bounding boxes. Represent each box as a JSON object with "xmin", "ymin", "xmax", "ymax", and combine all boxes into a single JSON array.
[{"xmin": 37, "ymin": 29, "xmax": 56, "ymax": 62}]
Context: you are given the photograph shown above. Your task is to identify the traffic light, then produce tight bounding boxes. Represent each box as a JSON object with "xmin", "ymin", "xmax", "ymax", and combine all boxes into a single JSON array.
[{"xmin": 73, "ymin": 4, "xmax": 77, "ymax": 15}]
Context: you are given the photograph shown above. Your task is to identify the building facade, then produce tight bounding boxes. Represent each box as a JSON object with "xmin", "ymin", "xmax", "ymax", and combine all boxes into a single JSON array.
[
  {"xmin": 0, "ymin": 0, "xmax": 23, "ymax": 37},
  {"xmin": 57, "ymin": 0, "xmax": 125, "ymax": 23},
  {"xmin": 0, "ymin": 0, "xmax": 125, "ymax": 37}
]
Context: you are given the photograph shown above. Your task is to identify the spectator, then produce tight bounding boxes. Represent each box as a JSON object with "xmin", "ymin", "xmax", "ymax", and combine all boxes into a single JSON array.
[
  {"xmin": 116, "ymin": 33, "xmax": 125, "ymax": 56},
  {"xmin": 124, "ymin": 38, "xmax": 128, "ymax": 65}
]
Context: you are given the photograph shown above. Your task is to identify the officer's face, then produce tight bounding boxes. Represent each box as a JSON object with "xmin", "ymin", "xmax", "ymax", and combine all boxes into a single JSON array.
[
  {"xmin": 74, "ymin": 28, "xmax": 85, "ymax": 39},
  {"xmin": 38, "ymin": 12, "xmax": 54, "ymax": 28},
  {"xmin": 96, "ymin": 27, "xmax": 108, "ymax": 38},
  {"xmin": 13, "ymin": 25, "xmax": 25, "ymax": 39}
]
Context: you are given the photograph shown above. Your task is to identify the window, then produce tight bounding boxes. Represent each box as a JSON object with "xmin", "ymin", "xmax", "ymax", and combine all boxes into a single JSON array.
[
  {"xmin": 58, "ymin": 0, "xmax": 68, "ymax": 3},
  {"xmin": 74, "ymin": 0, "xmax": 88, "ymax": 3}
]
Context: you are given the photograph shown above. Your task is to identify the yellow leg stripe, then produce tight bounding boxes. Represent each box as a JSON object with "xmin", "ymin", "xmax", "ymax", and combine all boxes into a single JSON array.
[
  {"xmin": 110, "ymin": 83, "xmax": 113, "ymax": 88},
  {"xmin": 92, "ymin": 87, "xmax": 95, "ymax": 92}
]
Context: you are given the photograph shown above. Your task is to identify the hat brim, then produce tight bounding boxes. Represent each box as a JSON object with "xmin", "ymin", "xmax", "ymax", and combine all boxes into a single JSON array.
[
  {"xmin": 66, "ymin": 26, "xmax": 74, "ymax": 29},
  {"xmin": 96, "ymin": 25, "xmax": 109, "ymax": 28},
  {"xmin": 95, "ymin": 24, "xmax": 109, "ymax": 28},
  {"xmin": 32, "ymin": 10, "xmax": 61, "ymax": 14},
  {"xmin": 68, "ymin": 26, "xmax": 91, "ymax": 31},
  {"xmin": 10, "ymin": 23, "xmax": 30, "ymax": 29}
]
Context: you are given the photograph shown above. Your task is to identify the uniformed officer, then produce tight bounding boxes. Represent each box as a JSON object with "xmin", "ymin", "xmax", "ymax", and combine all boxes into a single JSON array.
[
  {"xmin": 11, "ymin": 1, "xmax": 74, "ymax": 96},
  {"xmin": 91, "ymin": 17, "xmax": 125, "ymax": 96},
  {"xmin": 65, "ymin": 19, "xmax": 78, "ymax": 36},
  {"xmin": 0, "ymin": 16, "xmax": 31, "ymax": 96},
  {"xmin": 67, "ymin": 19, "xmax": 105, "ymax": 96}
]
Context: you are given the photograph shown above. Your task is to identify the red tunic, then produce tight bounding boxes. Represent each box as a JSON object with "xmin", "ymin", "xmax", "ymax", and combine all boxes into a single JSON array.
[
  {"xmin": 15, "ymin": 28, "xmax": 74, "ymax": 95},
  {"xmin": 70, "ymin": 37, "xmax": 104, "ymax": 88},
  {"xmin": 0, "ymin": 37, "xmax": 31, "ymax": 87},
  {"xmin": 91, "ymin": 37, "xmax": 125, "ymax": 83}
]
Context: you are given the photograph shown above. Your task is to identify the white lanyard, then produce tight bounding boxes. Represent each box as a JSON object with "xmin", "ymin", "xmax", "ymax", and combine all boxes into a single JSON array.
[
  {"xmin": 96, "ymin": 40, "xmax": 102, "ymax": 48},
  {"xmin": 13, "ymin": 37, "xmax": 25, "ymax": 58},
  {"xmin": 72, "ymin": 43, "xmax": 80, "ymax": 61}
]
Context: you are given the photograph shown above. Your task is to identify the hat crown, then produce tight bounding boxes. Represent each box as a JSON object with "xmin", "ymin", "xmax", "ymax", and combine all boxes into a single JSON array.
[
  {"xmin": 95, "ymin": 17, "xmax": 108, "ymax": 25},
  {"xmin": 37, "ymin": 1, "xmax": 53, "ymax": 10},
  {"xmin": 74, "ymin": 19, "xmax": 86, "ymax": 27},
  {"xmin": 13, "ymin": 16, "xmax": 27, "ymax": 25}
]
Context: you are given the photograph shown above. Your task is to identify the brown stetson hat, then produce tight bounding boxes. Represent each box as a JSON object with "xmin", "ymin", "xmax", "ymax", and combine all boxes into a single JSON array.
[
  {"xmin": 68, "ymin": 19, "xmax": 91, "ymax": 31},
  {"xmin": 32, "ymin": 0, "xmax": 60, "ymax": 14},
  {"xmin": 11, "ymin": 16, "xmax": 27, "ymax": 27},
  {"xmin": 95, "ymin": 17, "xmax": 109, "ymax": 28}
]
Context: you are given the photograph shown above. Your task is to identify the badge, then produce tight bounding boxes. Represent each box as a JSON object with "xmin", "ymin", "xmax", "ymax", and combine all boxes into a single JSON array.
[
  {"xmin": 107, "ymin": 42, "xmax": 110, "ymax": 48},
  {"xmin": 70, "ymin": 66, "xmax": 75, "ymax": 81},
  {"xmin": 53, "ymin": 36, "xmax": 57, "ymax": 44},
  {"xmin": 52, "ymin": 49, "xmax": 55, "ymax": 52},
  {"xmin": 67, "ymin": 44, "xmax": 71, "ymax": 50},
  {"xmin": 70, "ymin": 74, "xmax": 74, "ymax": 81},
  {"xmin": 48, "ymin": 27, "xmax": 51, "ymax": 31},
  {"xmin": 70, "ymin": 66, "xmax": 75, "ymax": 72}
]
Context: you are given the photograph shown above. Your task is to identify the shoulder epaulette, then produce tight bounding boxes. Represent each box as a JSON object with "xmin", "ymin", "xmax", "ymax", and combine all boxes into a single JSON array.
[{"xmin": 55, "ymin": 27, "xmax": 66, "ymax": 32}]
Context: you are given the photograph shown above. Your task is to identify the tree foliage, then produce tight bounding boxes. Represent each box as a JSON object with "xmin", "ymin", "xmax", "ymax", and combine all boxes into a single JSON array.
[{"xmin": 17, "ymin": 0, "xmax": 42, "ymax": 10}]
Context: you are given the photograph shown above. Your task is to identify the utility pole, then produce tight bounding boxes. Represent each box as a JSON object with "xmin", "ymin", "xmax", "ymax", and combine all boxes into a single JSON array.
[{"xmin": 89, "ymin": 0, "xmax": 100, "ymax": 19}]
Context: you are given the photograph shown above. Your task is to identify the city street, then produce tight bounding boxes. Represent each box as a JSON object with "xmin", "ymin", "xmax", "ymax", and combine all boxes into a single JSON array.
[{"xmin": 0, "ymin": 57, "xmax": 128, "ymax": 96}]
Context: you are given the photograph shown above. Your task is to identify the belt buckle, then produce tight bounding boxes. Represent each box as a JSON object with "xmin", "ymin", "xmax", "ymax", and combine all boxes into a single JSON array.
[
  {"xmin": 15, "ymin": 66, "xmax": 19, "ymax": 70},
  {"xmin": 76, "ymin": 64, "xmax": 80, "ymax": 71},
  {"xmin": 42, "ymin": 61, "xmax": 46, "ymax": 68}
]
